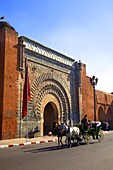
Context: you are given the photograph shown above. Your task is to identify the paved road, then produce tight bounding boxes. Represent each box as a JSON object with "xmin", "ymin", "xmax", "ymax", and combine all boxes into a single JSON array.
[{"xmin": 0, "ymin": 132, "xmax": 113, "ymax": 170}]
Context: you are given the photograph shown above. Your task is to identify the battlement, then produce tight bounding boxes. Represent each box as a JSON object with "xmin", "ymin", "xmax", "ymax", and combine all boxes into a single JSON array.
[{"xmin": 0, "ymin": 21, "xmax": 15, "ymax": 31}]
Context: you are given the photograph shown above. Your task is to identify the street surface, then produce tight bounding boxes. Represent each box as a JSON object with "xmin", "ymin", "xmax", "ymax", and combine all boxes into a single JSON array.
[{"xmin": 0, "ymin": 132, "xmax": 113, "ymax": 170}]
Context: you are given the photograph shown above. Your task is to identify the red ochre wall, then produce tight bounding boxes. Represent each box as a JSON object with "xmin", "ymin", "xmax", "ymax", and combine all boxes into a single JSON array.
[
  {"xmin": 96, "ymin": 90, "xmax": 113, "ymax": 129},
  {"xmin": 80, "ymin": 63, "xmax": 94, "ymax": 120},
  {"xmin": 0, "ymin": 22, "xmax": 19, "ymax": 139},
  {"xmin": 80, "ymin": 63, "xmax": 113, "ymax": 128}
]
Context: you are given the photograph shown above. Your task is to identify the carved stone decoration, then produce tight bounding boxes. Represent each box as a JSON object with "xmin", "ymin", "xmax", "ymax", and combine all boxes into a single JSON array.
[{"xmin": 28, "ymin": 72, "xmax": 72, "ymax": 135}]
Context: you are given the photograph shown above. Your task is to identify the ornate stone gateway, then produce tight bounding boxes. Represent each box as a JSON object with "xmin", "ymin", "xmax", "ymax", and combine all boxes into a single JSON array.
[{"xmin": 18, "ymin": 36, "xmax": 79, "ymax": 136}]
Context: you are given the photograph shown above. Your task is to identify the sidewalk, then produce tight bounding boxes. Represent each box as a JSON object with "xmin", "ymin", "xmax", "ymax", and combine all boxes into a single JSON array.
[
  {"xmin": 0, "ymin": 135, "xmax": 58, "ymax": 149},
  {"xmin": 0, "ymin": 130, "xmax": 112, "ymax": 149}
]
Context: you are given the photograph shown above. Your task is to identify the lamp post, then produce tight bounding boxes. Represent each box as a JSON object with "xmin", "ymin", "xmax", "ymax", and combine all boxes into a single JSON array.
[{"xmin": 91, "ymin": 76, "xmax": 98, "ymax": 121}]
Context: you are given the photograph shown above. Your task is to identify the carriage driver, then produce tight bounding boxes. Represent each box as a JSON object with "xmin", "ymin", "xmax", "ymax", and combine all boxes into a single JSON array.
[{"xmin": 81, "ymin": 114, "xmax": 88, "ymax": 130}]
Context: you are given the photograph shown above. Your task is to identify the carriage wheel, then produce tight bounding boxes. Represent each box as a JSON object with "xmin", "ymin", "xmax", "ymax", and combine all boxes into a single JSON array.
[
  {"xmin": 84, "ymin": 134, "xmax": 91, "ymax": 144},
  {"xmin": 98, "ymin": 130, "xmax": 104, "ymax": 142}
]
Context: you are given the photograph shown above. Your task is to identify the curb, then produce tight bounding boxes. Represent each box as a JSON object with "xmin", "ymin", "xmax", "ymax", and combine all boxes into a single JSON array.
[
  {"xmin": 0, "ymin": 139, "xmax": 58, "ymax": 149},
  {"xmin": 0, "ymin": 131, "xmax": 112, "ymax": 149}
]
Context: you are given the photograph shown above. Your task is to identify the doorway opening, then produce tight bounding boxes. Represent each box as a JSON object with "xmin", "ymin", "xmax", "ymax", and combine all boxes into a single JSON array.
[{"xmin": 43, "ymin": 102, "xmax": 58, "ymax": 135}]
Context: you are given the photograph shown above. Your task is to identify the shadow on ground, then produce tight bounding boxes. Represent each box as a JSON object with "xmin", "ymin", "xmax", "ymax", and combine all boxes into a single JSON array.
[{"xmin": 23, "ymin": 142, "xmax": 88, "ymax": 153}]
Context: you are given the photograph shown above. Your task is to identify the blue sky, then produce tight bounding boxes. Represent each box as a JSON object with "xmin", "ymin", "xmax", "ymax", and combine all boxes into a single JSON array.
[{"xmin": 1, "ymin": 0, "xmax": 113, "ymax": 93}]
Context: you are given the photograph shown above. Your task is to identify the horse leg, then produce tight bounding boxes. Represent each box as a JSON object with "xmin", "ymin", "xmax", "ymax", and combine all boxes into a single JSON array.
[
  {"xmin": 68, "ymin": 135, "xmax": 71, "ymax": 145},
  {"xmin": 58, "ymin": 136, "xmax": 60, "ymax": 145},
  {"xmin": 65, "ymin": 134, "xmax": 69, "ymax": 145},
  {"xmin": 60, "ymin": 136, "xmax": 63, "ymax": 146}
]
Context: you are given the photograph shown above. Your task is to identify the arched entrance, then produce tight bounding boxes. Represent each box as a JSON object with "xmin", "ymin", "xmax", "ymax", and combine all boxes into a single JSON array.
[
  {"xmin": 107, "ymin": 107, "xmax": 113, "ymax": 129},
  {"xmin": 30, "ymin": 74, "xmax": 71, "ymax": 136},
  {"xmin": 43, "ymin": 102, "xmax": 58, "ymax": 135},
  {"xmin": 98, "ymin": 106, "xmax": 105, "ymax": 121}
]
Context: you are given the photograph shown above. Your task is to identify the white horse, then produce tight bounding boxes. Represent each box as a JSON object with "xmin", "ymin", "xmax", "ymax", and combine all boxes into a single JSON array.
[
  {"xmin": 65, "ymin": 126, "xmax": 80, "ymax": 145},
  {"xmin": 54, "ymin": 123, "xmax": 80, "ymax": 146}
]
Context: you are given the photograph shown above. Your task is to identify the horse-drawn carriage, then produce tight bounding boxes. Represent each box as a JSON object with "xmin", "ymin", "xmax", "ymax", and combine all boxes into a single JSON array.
[
  {"xmin": 54, "ymin": 121, "xmax": 104, "ymax": 146},
  {"xmin": 77, "ymin": 121, "xmax": 104, "ymax": 144}
]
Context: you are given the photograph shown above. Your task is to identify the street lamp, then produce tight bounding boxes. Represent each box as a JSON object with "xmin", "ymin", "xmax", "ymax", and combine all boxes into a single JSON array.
[{"xmin": 91, "ymin": 76, "xmax": 98, "ymax": 121}]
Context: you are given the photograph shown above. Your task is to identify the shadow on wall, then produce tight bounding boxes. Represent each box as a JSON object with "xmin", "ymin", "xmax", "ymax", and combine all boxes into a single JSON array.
[{"xmin": 25, "ymin": 126, "xmax": 39, "ymax": 138}]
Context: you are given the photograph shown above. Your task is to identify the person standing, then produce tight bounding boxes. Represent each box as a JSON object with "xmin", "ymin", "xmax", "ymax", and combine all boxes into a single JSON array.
[{"xmin": 81, "ymin": 115, "xmax": 88, "ymax": 130}]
